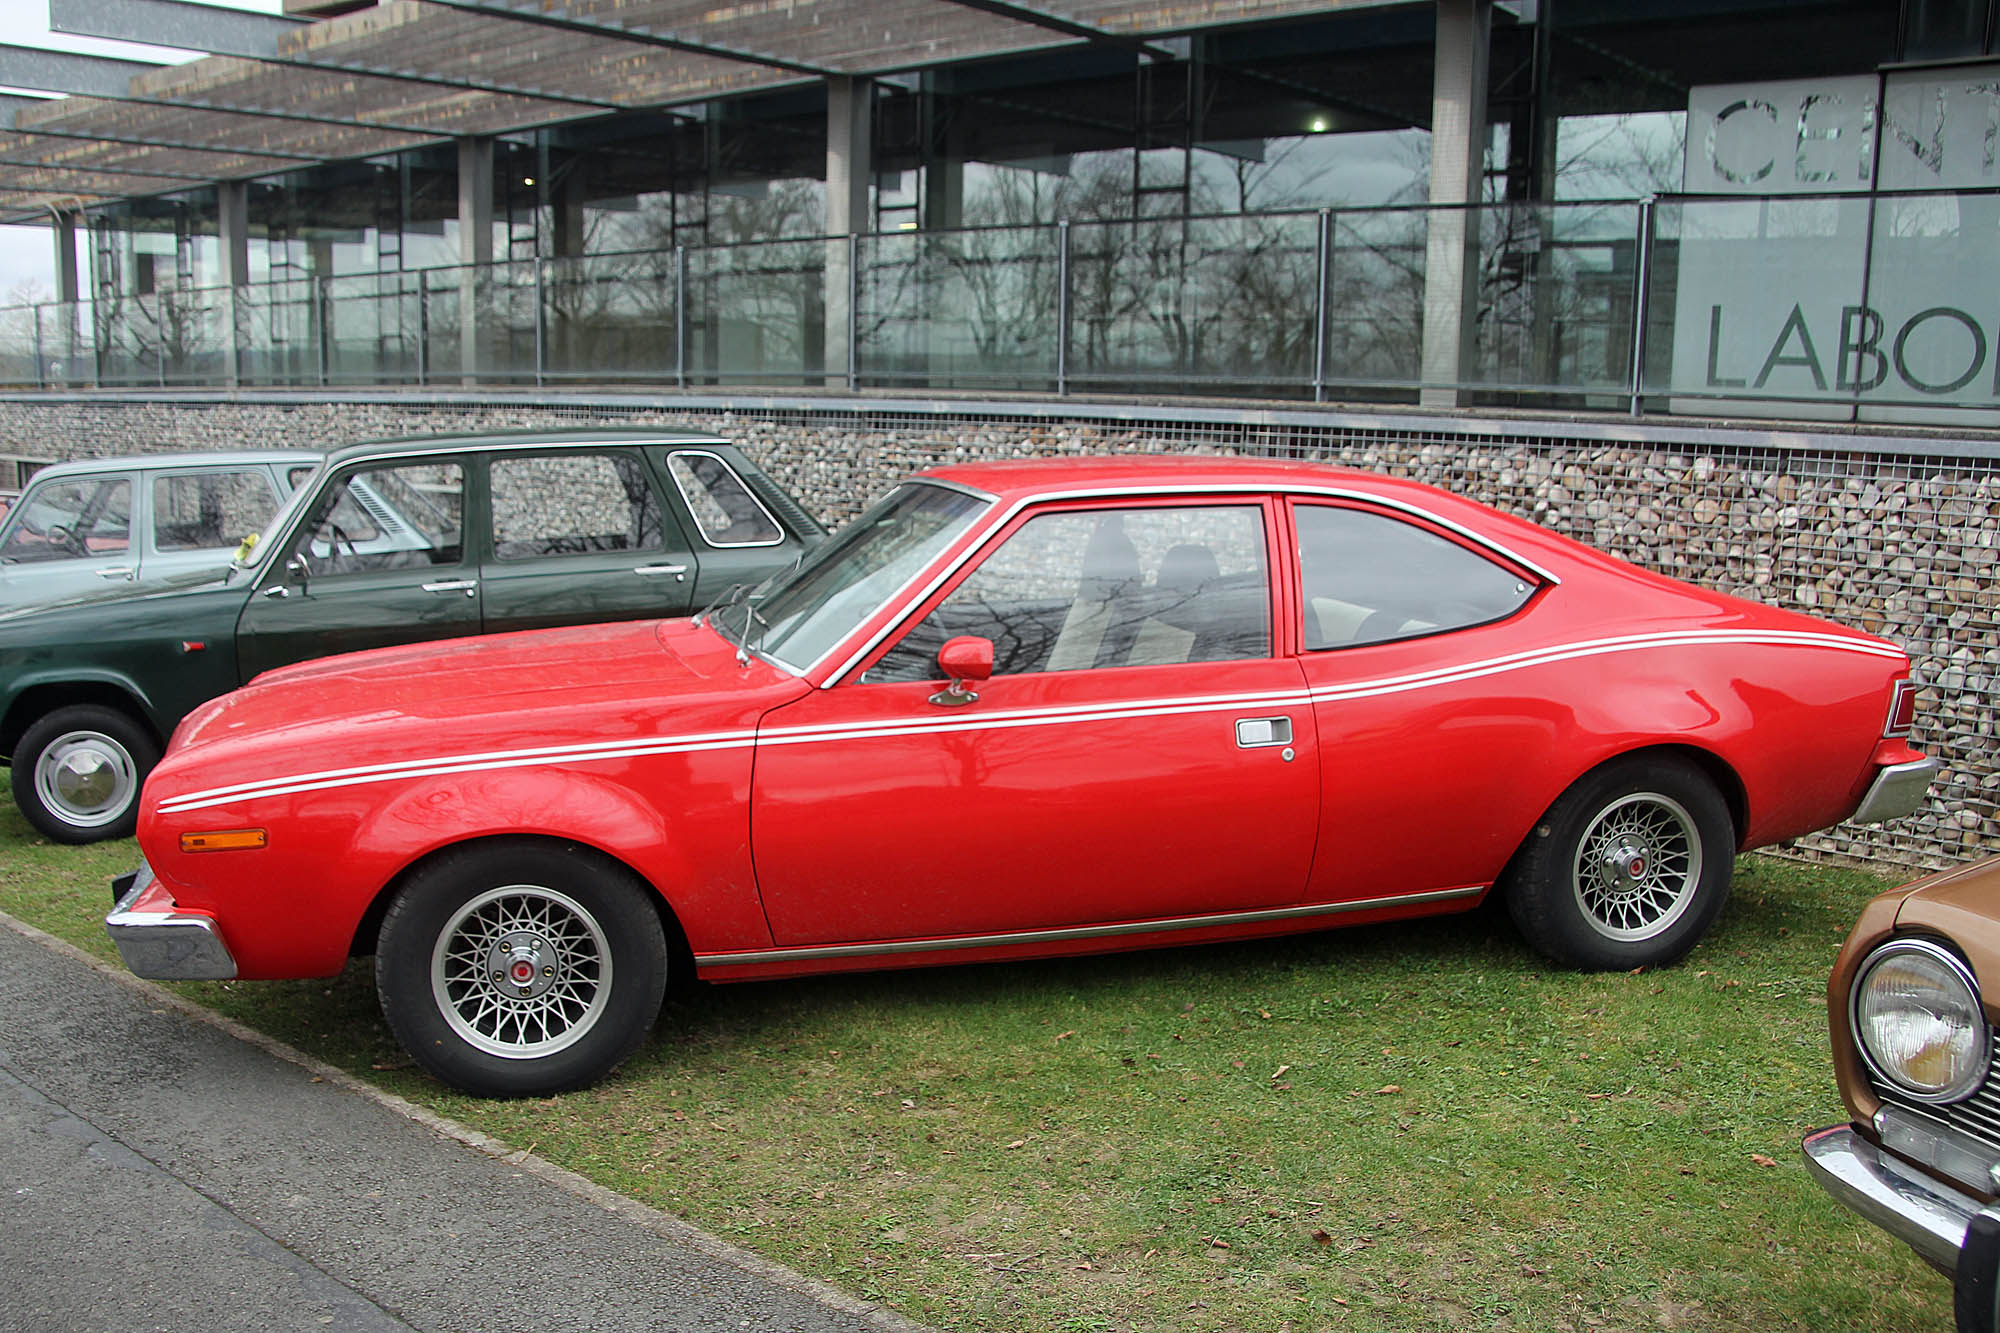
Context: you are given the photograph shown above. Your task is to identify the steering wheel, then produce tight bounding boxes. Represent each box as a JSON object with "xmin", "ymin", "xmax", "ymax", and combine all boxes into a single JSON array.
[{"xmin": 43, "ymin": 523, "xmax": 84, "ymax": 555}]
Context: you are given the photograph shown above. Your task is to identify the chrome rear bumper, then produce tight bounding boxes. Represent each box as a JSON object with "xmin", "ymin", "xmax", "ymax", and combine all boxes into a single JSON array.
[
  {"xmin": 1852, "ymin": 757, "xmax": 1941, "ymax": 824},
  {"xmin": 105, "ymin": 862, "xmax": 237, "ymax": 981}
]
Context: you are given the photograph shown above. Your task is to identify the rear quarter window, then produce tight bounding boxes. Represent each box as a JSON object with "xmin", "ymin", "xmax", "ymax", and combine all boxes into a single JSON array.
[{"xmin": 1296, "ymin": 503, "xmax": 1535, "ymax": 649}]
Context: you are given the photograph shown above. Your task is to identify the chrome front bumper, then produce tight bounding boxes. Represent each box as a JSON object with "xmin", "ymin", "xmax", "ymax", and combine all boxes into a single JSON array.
[
  {"xmin": 1851, "ymin": 756, "xmax": 1942, "ymax": 824},
  {"xmin": 1805, "ymin": 1123, "xmax": 1982, "ymax": 1273},
  {"xmin": 105, "ymin": 862, "xmax": 238, "ymax": 981}
]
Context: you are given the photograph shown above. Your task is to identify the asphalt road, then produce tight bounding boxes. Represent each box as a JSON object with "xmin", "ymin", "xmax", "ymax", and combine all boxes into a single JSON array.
[{"xmin": 0, "ymin": 919, "xmax": 916, "ymax": 1333}]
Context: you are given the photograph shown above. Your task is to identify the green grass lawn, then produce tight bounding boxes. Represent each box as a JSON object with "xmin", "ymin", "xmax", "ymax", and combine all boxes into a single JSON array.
[{"xmin": 0, "ymin": 776, "xmax": 1948, "ymax": 1332}]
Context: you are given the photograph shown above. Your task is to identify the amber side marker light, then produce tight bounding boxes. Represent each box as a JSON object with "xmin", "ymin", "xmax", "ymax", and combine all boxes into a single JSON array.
[{"xmin": 181, "ymin": 829, "xmax": 268, "ymax": 853}]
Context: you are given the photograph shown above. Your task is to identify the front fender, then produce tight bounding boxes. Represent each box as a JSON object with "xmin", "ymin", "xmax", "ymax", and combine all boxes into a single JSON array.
[{"xmin": 336, "ymin": 765, "xmax": 769, "ymax": 964}]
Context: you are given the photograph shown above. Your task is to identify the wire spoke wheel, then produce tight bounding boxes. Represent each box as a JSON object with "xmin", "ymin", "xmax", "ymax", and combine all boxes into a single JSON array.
[
  {"xmin": 430, "ymin": 884, "xmax": 613, "ymax": 1059},
  {"xmin": 1570, "ymin": 792, "xmax": 1703, "ymax": 942}
]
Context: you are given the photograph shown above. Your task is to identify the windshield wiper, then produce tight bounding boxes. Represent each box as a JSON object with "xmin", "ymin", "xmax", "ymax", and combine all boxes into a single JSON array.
[
  {"xmin": 693, "ymin": 581, "xmax": 746, "ymax": 629},
  {"xmin": 736, "ymin": 601, "xmax": 772, "ymax": 666}
]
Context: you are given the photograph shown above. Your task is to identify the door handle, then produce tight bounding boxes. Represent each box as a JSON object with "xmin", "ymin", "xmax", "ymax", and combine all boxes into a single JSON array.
[
  {"xmin": 1235, "ymin": 716, "xmax": 1294, "ymax": 749},
  {"xmin": 633, "ymin": 563, "xmax": 689, "ymax": 582},
  {"xmin": 422, "ymin": 578, "xmax": 478, "ymax": 597},
  {"xmin": 96, "ymin": 566, "xmax": 135, "ymax": 580}
]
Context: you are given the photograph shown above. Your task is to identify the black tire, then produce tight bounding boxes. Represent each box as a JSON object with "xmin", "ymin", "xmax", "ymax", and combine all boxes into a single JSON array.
[
  {"xmin": 375, "ymin": 840, "xmax": 669, "ymax": 1097},
  {"xmin": 12, "ymin": 704, "xmax": 159, "ymax": 843},
  {"xmin": 1504, "ymin": 755, "xmax": 1736, "ymax": 971}
]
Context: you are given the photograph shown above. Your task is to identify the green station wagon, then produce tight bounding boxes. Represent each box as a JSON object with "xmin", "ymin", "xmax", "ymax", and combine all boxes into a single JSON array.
[{"xmin": 0, "ymin": 430, "xmax": 823, "ymax": 843}]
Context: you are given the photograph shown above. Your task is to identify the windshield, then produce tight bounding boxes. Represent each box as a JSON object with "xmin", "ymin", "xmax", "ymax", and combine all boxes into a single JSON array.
[
  {"xmin": 234, "ymin": 461, "xmax": 325, "ymax": 570},
  {"xmin": 714, "ymin": 481, "xmax": 988, "ymax": 672}
]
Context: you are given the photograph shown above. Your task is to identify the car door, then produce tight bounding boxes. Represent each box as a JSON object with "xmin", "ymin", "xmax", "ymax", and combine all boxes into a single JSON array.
[
  {"xmin": 0, "ymin": 470, "xmax": 137, "ymax": 601},
  {"xmin": 143, "ymin": 464, "xmax": 289, "ymax": 582},
  {"xmin": 479, "ymin": 448, "xmax": 701, "ymax": 633},
  {"xmin": 750, "ymin": 498, "xmax": 1320, "ymax": 947},
  {"xmin": 235, "ymin": 457, "xmax": 478, "ymax": 680},
  {"xmin": 1290, "ymin": 498, "xmax": 1546, "ymax": 904}
]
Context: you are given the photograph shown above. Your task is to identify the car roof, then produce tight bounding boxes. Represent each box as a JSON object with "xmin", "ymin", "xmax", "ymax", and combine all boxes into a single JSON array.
[
  {"xmin": 29, "ymin": 450, "xmax": 322, "ymax": 480},
  {"xmin": 324, "ymin": 429, "xmax": 731, "ymax": 465},
  {"xmin": 920, "ymin": 454, "xmax": 1447, "ymax": 505}
]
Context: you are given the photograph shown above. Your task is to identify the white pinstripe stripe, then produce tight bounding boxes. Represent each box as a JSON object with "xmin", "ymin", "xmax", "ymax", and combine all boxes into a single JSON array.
[{"xmin": 155, "ymin": 627, "xmax": 1903, "ymax": 816}]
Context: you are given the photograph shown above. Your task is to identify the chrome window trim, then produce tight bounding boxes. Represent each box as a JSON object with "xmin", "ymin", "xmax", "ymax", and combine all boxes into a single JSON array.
[
  {"xmin": 812, "ymin": 481, "xmax": 1558, "ymax": 688},
  {"xmin": 697, "ymin": 884, "xmax": 1485, "ymax": 968},
  {"xmin": 664, "ymin": 447, "xmax": 788, "ymax": 549},
  {"xmin": 1851, "ymin": 936, "xmax": 1991, "ymax": 1106}
]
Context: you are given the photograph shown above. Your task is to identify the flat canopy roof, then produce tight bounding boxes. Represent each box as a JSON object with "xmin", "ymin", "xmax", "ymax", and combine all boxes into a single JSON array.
[{"xmin": 0, "ymin": 0, "xmax": 1401, "ymax": 223}]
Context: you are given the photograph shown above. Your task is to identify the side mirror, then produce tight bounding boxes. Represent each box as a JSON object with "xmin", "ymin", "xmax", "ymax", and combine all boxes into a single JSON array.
[{"xmin": 928, "ymin": 635, "xmax": 994, "ymax": 708}]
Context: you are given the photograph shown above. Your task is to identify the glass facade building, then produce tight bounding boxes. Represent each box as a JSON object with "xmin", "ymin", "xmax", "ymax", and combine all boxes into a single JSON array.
[{"xmin": 3, "ymin": 0, "xmax": 1998, "ymax": 424}]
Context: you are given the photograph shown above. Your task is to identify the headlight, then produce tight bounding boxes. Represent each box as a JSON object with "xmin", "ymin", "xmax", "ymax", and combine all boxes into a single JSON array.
[{"xmin": 1852, "ymin": 938, "xmax": 1989, "ymax": 1104}]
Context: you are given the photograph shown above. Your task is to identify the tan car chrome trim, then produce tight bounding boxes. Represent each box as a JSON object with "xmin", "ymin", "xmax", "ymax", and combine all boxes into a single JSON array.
[{"xmin": 695, "ymin": 884, "xmax": 1486, "ymax": 968}]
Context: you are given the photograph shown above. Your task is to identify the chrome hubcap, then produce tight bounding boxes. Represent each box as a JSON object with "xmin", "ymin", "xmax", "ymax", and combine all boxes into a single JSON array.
[
  {"xmin": 432, "ymin": 886, "xmax": 612, "ymax": 1060},
  {"xmin": 34, "ymin": 730, "xmax": 138, "ymax": 828},
  {"xmin": 1572, "ymin": 793, "xmax": 1702, "ymax": 942}
]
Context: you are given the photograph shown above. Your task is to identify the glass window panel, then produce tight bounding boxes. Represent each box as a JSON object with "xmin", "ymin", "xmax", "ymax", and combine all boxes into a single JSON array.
[
  {"xmin": 152, "ymin": 470, "xmax": 281, "ymax": 551},
  {"xmin": 1295, "ymin": 504, "xmax": 1531, "ymax": 649},
  {"xmin": 295, "ymin": 461, "xmax": 463, "ymax": 576},
  {"xmin": 666, "ymin": 451, "xmax": 781, "ymax": 546},
  {"xmin": 490, "ymin": 453, "xmax": 662, "ymax": 560},
  {"xmin": 0, "ymin": 477, "xmax": 130, "ymax": 562},
  {"xmin": 867, "ymin": 505, "xmax": 1269, "ymax": 681}
]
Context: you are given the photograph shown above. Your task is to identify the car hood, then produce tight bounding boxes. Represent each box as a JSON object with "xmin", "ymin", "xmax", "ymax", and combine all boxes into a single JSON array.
[{"xmin": 147, "ymin": 616, "xmax": 804, "ymax": 811}]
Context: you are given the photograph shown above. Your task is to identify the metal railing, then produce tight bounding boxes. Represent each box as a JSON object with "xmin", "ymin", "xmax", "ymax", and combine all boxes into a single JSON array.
[{"xmin": 3, "ymin": 191, "xmax": 1996, "ymax": 425}]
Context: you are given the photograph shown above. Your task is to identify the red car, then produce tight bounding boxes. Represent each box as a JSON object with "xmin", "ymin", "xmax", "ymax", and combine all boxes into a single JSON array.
[{"xmin": 108, "ymin": 457, "xmax": 1937, "ymax": 1096}]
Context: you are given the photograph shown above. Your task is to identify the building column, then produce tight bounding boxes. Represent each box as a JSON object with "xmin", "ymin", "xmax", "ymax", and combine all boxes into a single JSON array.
[
  {"xmin": 48, "ymin": 210, "xmax": 80, "ymax": 384},
  {"xmin": 823, "ymin": 76, "xmax": 872, "ymax": 386},
  {"xmin": 217, "ymin": 180, "xmax": 249, "ymax": 385},
  {"xmin": 52, "ymin": 210, "xmax": 79, "ymax": 304},
  {"xmin": 1419, "ymin": 0, "xmax": 1491, "ymax": 408},
  {"xmin": 457, "ymin": 136, "xmax": 494, "ymax": 382}
]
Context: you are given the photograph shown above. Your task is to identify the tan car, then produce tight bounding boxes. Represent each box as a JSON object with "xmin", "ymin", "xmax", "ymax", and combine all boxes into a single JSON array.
[{"xmin": 1805, "ymin": 859, "xmax": 2000, "ymax": 1332}]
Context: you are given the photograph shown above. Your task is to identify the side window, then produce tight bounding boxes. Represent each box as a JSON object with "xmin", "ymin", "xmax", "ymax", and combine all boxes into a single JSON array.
[
  {"xmin": 0, "ymin": 477, "xmax": 130, "ymax": 563},
  {"xmin": 1296, "ymin": 504, "xmax": 1534, "ymax": 649},
  {"xmin": 865, "ymin": 505, "xmax": 1269, "ymax": 682},
  {"xmin": 666, "ymin": 450, "xmax": 782, "ymax": 547},
  {"xmin": 490, "ymin": 453, "xmax": 662, "ymax": 560},
  {"xmin": 285, "ymin": 465, "xmax": 317, "ymax": 491},
  {"xmin": 152, "ymin": 470, "xmax": 281, "ymax": 551},
  {"xmin": 296, "ymin": 461, "xmax": 464, "ymax": 576}
]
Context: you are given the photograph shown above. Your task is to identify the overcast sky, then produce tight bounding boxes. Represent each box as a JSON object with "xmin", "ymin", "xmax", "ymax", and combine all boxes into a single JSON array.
[{"xmin": 0, "ymin": 0, "xmax": 283, "ymax": 298}]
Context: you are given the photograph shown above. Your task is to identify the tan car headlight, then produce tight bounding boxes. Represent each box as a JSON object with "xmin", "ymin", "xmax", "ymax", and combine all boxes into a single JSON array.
[{"xmin": 1853, "ymin": 938, "xmax": 1989, "ymax": 1104}]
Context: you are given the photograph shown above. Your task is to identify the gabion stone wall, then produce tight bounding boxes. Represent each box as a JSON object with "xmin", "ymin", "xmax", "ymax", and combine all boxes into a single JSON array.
[{"xmin": 0, "ymin": 393, "xmax": 1989, "ymax": 873}]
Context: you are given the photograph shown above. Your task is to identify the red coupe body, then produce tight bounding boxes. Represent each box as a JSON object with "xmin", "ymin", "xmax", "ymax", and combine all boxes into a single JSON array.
[{"xmin": 111, "ymin": 457, "xmax": 1933, "ymax": 1094}]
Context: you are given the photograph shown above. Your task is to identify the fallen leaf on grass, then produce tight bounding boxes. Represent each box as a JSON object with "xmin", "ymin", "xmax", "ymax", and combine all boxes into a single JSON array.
[
  {"xmin": 1055, "ymin": 1030, "xmax": 1076, "ymax": 1042},
  {"xmin": 1311, "ymin": 1229, "xmax": 1333, "ymax": 1246},
  {"xmin": 1376, "ymin": 1085, "xmax": 1402, "ymax": 1096},
  {"xmin": 1751, "ymin": 1153, "xmax": 1778, "ymax": 1168},
  {"xmin": 1272, "ymin": 1064, "xmax": 1291, "ymax": 1080},
  {"xmin": 1005, "ymin": 1139, "xmax": 1026, "ymax": 1150}
]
